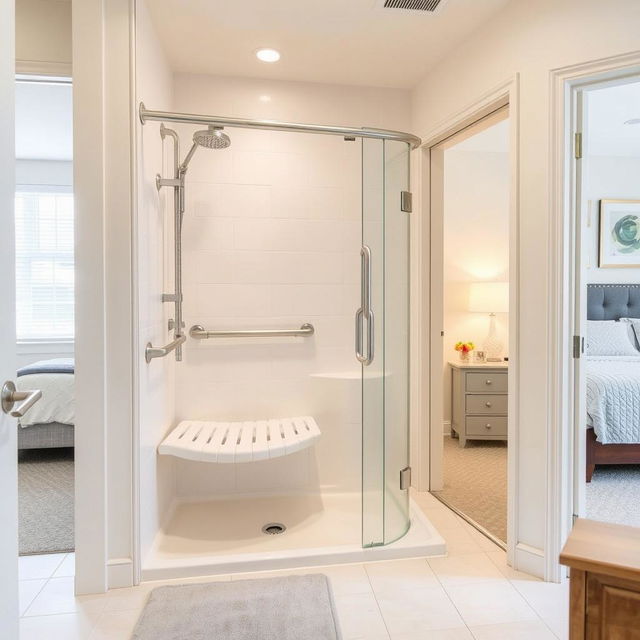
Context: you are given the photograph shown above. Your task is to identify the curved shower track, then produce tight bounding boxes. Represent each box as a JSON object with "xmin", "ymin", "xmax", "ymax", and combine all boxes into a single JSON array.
[{"xmin": 141, "ymin": 102, "xmax": 421, "ymax": 363}]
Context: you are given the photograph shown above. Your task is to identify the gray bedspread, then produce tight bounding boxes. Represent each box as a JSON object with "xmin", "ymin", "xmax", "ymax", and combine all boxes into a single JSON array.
[
  {"xmin": 586, "ymin": 356, "xmax": 640, "ymax": 444},
  {"xmin": 18, "ymin": 358, "xmax": 74, "ymax": 377}
]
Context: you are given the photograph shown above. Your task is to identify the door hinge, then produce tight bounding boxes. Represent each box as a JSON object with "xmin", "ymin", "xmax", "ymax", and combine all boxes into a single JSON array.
[
  {"xmin": 400, "ymin": 466, "xmax": 411, "ymax": 491},
  {"xmin": 573, "ymin": 335, "xmax": 583, "ymax": 359},
  {"xmin": 401, "ymin": 191, "xmax": 412, "ymax": 213},
  {"xmin": 572, "ymin": 513, "xmax": 579, "ymax": 525},
  {"xmin": 574, "ymin": 132, "xmax": 582, "ymax": 159}
]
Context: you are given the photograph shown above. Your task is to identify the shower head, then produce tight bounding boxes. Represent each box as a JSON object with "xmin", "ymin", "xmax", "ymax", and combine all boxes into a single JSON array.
[
  {"xmin": 180, "ymin": 126, "xmax": 231, "ymax": 174},
  {"xmin": 193, "ymin": 126, "xmax": 231, "ymax": 150}
]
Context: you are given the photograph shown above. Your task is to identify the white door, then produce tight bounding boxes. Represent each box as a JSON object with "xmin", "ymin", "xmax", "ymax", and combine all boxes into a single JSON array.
[{"xmin": 0, "ymin": 1, "xmax": 19, "ymax": 636}]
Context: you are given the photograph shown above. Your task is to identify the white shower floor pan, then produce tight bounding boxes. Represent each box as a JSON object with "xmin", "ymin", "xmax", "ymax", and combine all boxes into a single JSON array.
[{"xmin": 142, "ymin": 492, "xmax": 446, "ymax": 581}]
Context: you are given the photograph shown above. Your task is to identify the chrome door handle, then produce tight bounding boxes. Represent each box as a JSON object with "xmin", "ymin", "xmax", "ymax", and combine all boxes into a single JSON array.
[
  {"xmin": 355, "ymin": 245, "xmax": 374, "ymax": 365},
  {"xmin": 1, "ymin": 381, "xmax": 42, "ymax": 418}
]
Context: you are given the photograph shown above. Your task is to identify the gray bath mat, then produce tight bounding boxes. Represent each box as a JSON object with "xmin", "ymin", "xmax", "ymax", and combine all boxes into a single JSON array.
[{"xmin": 132, "ymin": 574, "xmax": 342, "ymax": 640}]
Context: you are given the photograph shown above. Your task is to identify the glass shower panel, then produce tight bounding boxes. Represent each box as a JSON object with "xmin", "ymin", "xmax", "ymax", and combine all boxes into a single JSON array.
[
  {"xmin": 360, "ymin": 138, "xmax": 411, "ymax": 547},
  {"xmin": 383, "ymin": 140, "xmax": 410, "ymax": 544},
  {"xmin": 361, "ymin": 138, "xmax": 385, "ymax": 547}
]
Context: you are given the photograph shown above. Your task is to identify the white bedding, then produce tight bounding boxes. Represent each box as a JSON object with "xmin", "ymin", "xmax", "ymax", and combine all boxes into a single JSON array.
[
  {"xmin": 16, "ymin": 360, "xmax": 75, "ymax": 428},
  {"xmin": 586, "ymin": 356, "xmax": 640, "ymax": 444}
]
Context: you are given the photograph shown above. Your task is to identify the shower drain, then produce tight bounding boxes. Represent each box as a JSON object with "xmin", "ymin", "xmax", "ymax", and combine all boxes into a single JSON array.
[{"xmin": 261, "ymin": 522, "xmax": 286, "ymax": 535}]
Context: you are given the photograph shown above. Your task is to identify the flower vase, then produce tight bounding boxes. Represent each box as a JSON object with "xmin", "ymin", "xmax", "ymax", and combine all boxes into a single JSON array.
[{"xmin": 459, "ymin": 350, "xmax": 472, "ymax": 363}]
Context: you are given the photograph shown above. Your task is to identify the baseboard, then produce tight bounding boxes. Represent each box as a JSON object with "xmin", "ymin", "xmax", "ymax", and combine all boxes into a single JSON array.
[
  {"xmin": 443, "ymin": 420, "xmax": 451, "ymax": 435},
  {"xmin": 107, "ymin": 558, "xmax": 134, "ymax": 589},
  {"xmin": 514, "ymin": 543, "xmax": 545, "ymax": 579}
]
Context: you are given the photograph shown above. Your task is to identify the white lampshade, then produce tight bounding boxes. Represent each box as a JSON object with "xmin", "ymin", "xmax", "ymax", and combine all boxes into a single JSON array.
[{"xmin": 468, "ymin": 282, "xmax": 509, "ymax": 313}]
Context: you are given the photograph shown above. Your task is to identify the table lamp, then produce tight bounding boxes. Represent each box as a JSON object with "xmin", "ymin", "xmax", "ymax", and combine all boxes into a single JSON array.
[{"xmin": 468, "ymin": 281, "xmax": 509, "ymax": 362}]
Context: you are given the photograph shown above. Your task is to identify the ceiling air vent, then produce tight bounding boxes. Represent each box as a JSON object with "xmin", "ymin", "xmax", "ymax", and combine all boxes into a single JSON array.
[{"xmin": 381, "ymin": 0, "xmax": 447, "ymax": 11}]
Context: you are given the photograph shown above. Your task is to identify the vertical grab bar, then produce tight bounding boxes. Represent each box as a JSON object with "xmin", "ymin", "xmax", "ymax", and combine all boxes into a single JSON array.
[{"xmin": 355, "ymin": 245, "xmax": 374, "ymax": 365}]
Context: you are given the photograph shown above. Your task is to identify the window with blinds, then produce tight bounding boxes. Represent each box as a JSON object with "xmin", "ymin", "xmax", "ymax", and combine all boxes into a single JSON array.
[{"xmin": 14, "ymin": 188, "xmax": 74, "ymax": 342}]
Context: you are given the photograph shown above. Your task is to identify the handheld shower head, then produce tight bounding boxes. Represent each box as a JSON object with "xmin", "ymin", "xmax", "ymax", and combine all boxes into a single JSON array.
[
  {"xmin": 193, "ymin": 126, "xmax": 231, "ymax": 150},
  {"xmin": 180, "ymin": 126, "xmax": 231, "ymax": 174}
]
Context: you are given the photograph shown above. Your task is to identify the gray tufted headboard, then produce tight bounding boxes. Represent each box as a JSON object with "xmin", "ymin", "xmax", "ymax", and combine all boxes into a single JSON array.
[{"xmin": 587, "ymin": 284, "xmax": 640, "ymax": 320}]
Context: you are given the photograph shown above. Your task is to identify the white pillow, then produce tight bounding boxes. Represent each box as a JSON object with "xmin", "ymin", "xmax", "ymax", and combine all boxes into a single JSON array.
[
  {"xmin": 586, "ymin": 320, "xmax": 639, "ymax": 356},
  {"xmin": 619, "ymin": 318, "xmax": 640, "ymax": 350}
]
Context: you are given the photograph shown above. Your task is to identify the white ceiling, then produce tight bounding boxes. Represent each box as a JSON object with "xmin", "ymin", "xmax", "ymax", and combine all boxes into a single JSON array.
[
  {"xmin": 588, "ymin": 81, "xmax": 640, "ymax": 157},
  {"xmin": 15, "ymin": 80, "xmax": 73, "ymax": 161},
  {"xmin": 146, "ymin": 0, "xmax": 510, "ymax": 89}
]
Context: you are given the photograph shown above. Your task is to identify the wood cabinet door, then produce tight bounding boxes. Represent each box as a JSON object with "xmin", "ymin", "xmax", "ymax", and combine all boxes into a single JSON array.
[{"xmin": 587, "ymin": 573, "xmax": 640, "ymax": 639}]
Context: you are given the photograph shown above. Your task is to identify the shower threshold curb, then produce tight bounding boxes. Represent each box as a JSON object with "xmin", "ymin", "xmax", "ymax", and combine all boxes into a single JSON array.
[{"xmin": 141, "ymin": 499, "xmax": 446, "ymax": 581}]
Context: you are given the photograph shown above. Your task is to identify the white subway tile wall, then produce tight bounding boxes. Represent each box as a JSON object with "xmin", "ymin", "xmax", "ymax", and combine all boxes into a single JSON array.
[
  {"xmin": 169, "ymin": 74, "xmax": 410, "ymax": 498},
  {"xmin": 136, "ymin": 2, "xmax": 177, "ymax": 564}
]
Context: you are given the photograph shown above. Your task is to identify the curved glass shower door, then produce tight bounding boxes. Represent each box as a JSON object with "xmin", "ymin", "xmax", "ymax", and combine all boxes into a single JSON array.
[{"xmin": 361, "ymin": 138, "xmax": 410, "ymax": 547}]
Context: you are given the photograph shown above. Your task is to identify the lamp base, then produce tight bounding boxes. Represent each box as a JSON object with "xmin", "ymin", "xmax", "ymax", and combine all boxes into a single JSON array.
[{"xmin": 483, "ymin": 313, "xmax": 504, "ymax": 362}]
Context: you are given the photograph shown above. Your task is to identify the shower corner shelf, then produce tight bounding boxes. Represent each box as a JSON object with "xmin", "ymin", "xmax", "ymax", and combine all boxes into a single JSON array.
[{"xmin": 158, "ymin": 416, "xmax": 321, "ymax": 463}]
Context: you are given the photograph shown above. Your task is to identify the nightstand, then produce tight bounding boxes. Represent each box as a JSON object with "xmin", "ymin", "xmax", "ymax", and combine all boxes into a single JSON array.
[{"xmin": 449, "ymin": 361, "xmax": 508, "ymax": 447}]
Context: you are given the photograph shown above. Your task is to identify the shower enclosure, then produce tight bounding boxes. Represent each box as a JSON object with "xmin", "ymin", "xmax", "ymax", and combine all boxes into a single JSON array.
[{"xmin": 136, "ymin": 98, "xmax": 443, "ymax": 578}]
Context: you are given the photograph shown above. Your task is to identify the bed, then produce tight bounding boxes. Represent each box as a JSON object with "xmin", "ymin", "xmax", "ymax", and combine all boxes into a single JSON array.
[
  {"xmin": 585, "ymin": 284, "xmax": 640, "ymax": 481},
  {"xmin": 16, "ymin": 358, "xmax": 74, "ymax": 450}
]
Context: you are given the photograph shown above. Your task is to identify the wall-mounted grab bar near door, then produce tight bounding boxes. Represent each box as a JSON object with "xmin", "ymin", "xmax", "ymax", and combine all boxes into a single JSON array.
[
  {"xmin": 355, "ymin": 245, "xmax": 374, "ymax": 365},
  {"xmin": 189, "ymin": 324, "xmax": 314, "ymax": 339},
  {"xmin": 145, "ymin": 335, "xmax": 187, "ymax": 363}
]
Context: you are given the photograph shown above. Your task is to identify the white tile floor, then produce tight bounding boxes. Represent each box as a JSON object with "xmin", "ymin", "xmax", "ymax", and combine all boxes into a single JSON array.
[{"xmin": 18, "ymin": 491, "xmax": 569, "ymax": 639}]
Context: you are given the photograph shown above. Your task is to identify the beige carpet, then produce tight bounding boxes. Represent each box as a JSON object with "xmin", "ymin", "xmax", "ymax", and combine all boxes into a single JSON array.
[
  {"xmin": 433, "ymin": 436, "xmax": 507, "ymax": 543},
  {"xmin": 18, "ymin": 448, "xmax": 74, "ymax": 555},
  {"xmin": 587, "ymin": 465, "xmax": 640, "ymax": 528}
]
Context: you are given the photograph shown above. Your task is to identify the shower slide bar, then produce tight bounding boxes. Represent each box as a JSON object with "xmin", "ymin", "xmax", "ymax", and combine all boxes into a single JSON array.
[
  {"xmin": 189, "ymin": 323, "xmax": 315, "ymax": 339},
  {"xmin": 139, "ymin": 103, "xmax": 422, "ymax": 149},
  {"xmin": 145, "ymin": 335, "xmax": 187, "ymax": 363}
]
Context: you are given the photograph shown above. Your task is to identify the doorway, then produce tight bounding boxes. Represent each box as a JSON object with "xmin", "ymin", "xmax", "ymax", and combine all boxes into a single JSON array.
[
  {"xmin": 570, "ymin": 75, "xmax": 640, "ymax": 529},
  {"xmin": 14, "ymin": 74, "xmax": 76, "ymax": 611},
  {"xmin": 428, "ymin": 107, "xmax": 511, "ymax": 547}
]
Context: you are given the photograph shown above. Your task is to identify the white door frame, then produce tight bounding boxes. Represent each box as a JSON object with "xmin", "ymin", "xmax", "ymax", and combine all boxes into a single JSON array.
[
  {"xmin": 412, "ymin": 75, "xmax": 520, "ymax": 567},
  {"xmin": 548, "ymin": 51, "xmax": 640, "ymax": 583},
  {"xmin": 72, "ymin": 0, "xmax": 136, "ymax": 593}
]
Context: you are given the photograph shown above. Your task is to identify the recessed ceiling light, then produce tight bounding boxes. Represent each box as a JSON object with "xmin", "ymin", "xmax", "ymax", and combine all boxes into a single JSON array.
[
  {"xmin": 256, "ymin": 48, "xmax": 281, "ymax": 63},
  {"xmin": 625, "ymin": 118, "xmax": 640, "ymax": 125}
]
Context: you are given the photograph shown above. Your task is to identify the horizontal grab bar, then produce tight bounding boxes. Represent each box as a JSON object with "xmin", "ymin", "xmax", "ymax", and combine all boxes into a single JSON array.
[
  {"xmin": 145, "ymin": 335, "xmax": 187, "ymax": 363},
  {"xmin": 189, "ymin": 323, "xmax": 315, "ymax": 340}
]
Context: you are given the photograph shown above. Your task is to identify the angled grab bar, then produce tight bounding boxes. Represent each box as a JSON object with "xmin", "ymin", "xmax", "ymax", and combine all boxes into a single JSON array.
[
  {"xmin": 145, "ymin": 335, "xmax": 187, "ymax": 363},
  {"xmin": 189, "ymin": 324, "xmax": 315, "ymax": 339}
]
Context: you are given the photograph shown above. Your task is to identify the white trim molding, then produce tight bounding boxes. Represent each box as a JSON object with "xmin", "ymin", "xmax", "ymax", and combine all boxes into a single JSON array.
[
  {"xmin": 72, "ymin": 0, "xmax": 136, "ymax": 594},
  {"xmin": 107, "ymin": 558, "xmax": 134, "ymax": 590},
  {"xmin": 413, "ymin": 74, "xmax": 521, "ymax": 570},
  {"xmin": 15, "ymin": 60, "xmax": 72, "ymax": 77},
  {"xmin": 547, "ymin": 50, "xmax": 640, "ymax": 584}
]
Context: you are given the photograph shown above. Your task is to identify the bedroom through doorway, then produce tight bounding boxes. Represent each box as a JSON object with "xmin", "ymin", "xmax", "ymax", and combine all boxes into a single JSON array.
[
  {"xmin": 429, "ymin": 107, "xmax": 511, "ymax": 547},
  {"xmin": 14, "ymin": 74, "xmax": 75, "ymax": 573},
  {"xmin": 573, "ymin": 75, "xmax": 640, "ymax": 529}
]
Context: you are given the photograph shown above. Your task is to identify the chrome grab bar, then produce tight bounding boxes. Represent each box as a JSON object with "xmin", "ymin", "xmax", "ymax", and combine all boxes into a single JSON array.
[
  {"xmin": 1, "ymin": 381, "xmax": 42, "ymax": 418},
  {"xmin": 355, "ymin": 245, "xmax": 374, "ymax": 365},
  {"xmin": 145, "ymin": 335, "xmax": 187, "ymax": 363},
  {"xmin": 189, "ymin": 324, "xmax": 314, "ymax": 339}
]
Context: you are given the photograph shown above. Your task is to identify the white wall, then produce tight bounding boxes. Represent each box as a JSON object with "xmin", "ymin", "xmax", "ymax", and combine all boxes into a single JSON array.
[
  {"xmin": 16, "ymin": 0, "xmax": 72, "ymax": 72},
  {"xmin": 411, "ymin": 0, "xmax": 640, "ymax": 576},
  {"xmin": 135, "ymin": 0, "xmax": 176, "ymax": 565},
  {"xmin": 442, "ymin": 147, "xmax": 509, "ymax": 423},
  {"xmin": 167, "ymin": 75, "xmax": 410, "ymax": 502},
  {"xmin": 584, "ymin": 83, "xmax": 640, "ymax": 283}
]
